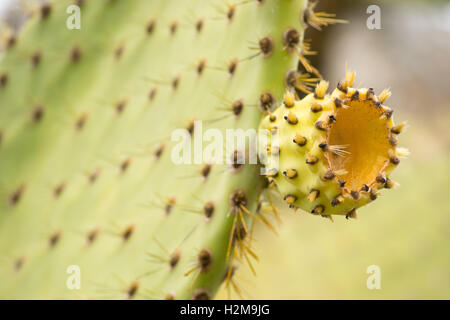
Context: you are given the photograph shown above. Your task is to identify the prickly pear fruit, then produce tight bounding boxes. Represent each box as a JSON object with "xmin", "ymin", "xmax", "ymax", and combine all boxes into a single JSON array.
[{"xmin": 259, "ymin": 70, "xmax": 407, "ymax": 220}]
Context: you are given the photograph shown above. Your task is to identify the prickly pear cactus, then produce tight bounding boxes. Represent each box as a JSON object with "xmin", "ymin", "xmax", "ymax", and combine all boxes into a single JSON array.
[
  {"xmin": 260, "ymin": 72, "xmax": 408, "ymax": 221},
  {"xmin": 0, "ymin": 0, "xmax": 314, "ymax": 299},
  {"xmin": 0, "ymin": 0, "xmax": 406, "ymax": 300}
]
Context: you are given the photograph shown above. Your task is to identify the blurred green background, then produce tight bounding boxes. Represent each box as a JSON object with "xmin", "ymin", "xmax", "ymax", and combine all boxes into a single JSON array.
[{"xmin": 217, "ymin": 0, "xmax": 450, "ymax": 300}]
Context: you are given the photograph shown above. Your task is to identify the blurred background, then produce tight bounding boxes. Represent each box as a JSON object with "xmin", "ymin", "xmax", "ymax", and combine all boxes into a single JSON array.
[
  {"xmin": 2, "ymin": 0, "xmax": 449, "ymax": 299},
  {"xmin": 217, "ymin": 0, "xmax": 450, "ymax": 299}
]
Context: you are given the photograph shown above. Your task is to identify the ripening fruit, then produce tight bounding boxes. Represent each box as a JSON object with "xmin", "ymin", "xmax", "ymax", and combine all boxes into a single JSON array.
[{"xmin": 259, "ymin": 69, "xmax": 407, "ymax": 220}]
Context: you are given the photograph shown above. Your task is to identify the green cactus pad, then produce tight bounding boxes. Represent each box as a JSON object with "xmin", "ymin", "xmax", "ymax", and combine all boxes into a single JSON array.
[{"xmin": 0, "ymin": 0, "xmax": 309, "ymax": 299}]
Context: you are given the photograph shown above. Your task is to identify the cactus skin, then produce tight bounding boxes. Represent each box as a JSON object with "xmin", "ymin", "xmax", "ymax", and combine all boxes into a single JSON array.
[
  {"xmin": 260, "ymin": 72, "xmax": 407, "ymax": 220},
  {"xmin": 0, "ymin": 0, "xmax": 308, "ymax": 299}
]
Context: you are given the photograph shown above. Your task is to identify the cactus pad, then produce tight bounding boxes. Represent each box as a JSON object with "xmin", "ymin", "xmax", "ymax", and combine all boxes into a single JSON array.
[{"xmin": 0, "ymin": 0, "xmax": 310, "ymax": 299}]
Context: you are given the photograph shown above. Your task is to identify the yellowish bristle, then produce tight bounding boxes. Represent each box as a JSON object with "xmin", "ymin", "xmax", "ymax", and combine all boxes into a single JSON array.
[
  {"xmin": 396, "ymin": 147, "xmax": 410, "ymax": 158},
  {"xmin": 285, "ymin": 111, "xmax": 298, "ymax": 124},
  {"xmin": 344, "ymin": 70, "xmax": 355, "ymax": 88},
  {"xmin": 304, "ymin": 1, "xmax": 348, "ymax": 31},
  {"xmin": 284, "ymin": 169, "xmax": 298, "ymax": 179},
  {"xmin": 311, "ymin": 101, "xmax": 323, "ymax": 113},
  {"xmin": 378, "ymin": 88, "xmax": 391, "ymax": 103},
  {"xmin": 284, "ymin": 195, "xmax": 297, "ymax": 205},
  {"xmin": 307, "ymin": 189, "xmax": 319, "ymax": 202},
  {"xmin": 284, "ymin": 91, "xmax": 295, "ymax": 108},
  {"xmin": 293, "ymin": 134, "xmax": 307, "ymax": 146},
  {"xmin": 346, "ymin": 209, "xmax": 357, "ymax": 219},
  {"xmin": 334, "ymin": 169, "xmax": 348, "ymax": 176},
  {"xmin": 391, "ymin": 122, "xmax": 406, "ymax": 135},
  {"xmin": 314, "ymin": 80, "xmax": 329, "ymax": 99}
]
